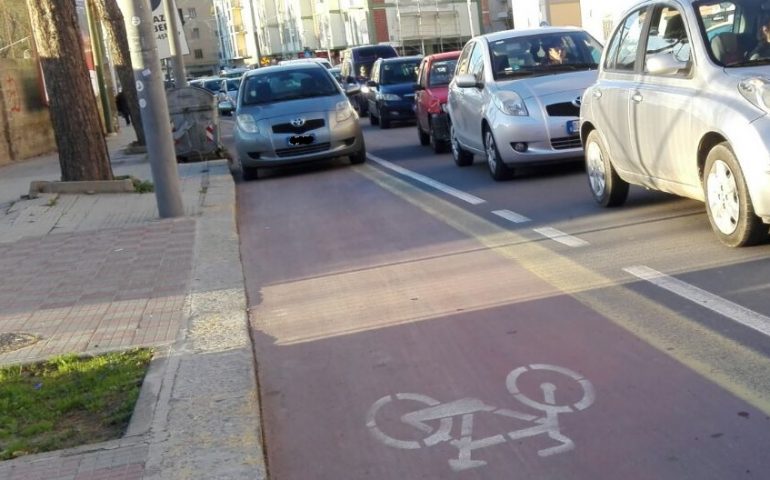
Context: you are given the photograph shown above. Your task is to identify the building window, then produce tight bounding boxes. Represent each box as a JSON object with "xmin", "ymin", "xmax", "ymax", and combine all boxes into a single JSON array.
[
  {"xmin": 192, "ymin": 27, "xmax": 200, "ymax": 39},
  {"xmin": 188, "ymin": 7, "xmax": 197, "ymax": 18},
  {"xmin": 194, "ymin": 49, "xmax": 204, "ymax": 59}
]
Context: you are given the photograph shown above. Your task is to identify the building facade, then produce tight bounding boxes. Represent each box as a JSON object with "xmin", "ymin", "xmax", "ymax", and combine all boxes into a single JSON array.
[{"xmin": 178, "ymin": 0, "xmax": 223, "ymax": 76}]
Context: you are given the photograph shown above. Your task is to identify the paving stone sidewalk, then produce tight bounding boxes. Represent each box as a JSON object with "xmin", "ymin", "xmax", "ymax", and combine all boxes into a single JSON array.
[{"xmin": 0, "ymin": 129, "xmax": 266, "ymax": 479}]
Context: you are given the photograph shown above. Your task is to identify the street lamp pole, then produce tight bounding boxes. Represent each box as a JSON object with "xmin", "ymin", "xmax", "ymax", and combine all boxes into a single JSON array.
[
  {"xmin": 164, "ymin": 0, "xmax": 187, "ymax": 86},
  {"xmin": 248, "ymin": 0, "xmax": 262, "ymax": 66},
  {"xmin": 466, "ymin": 0, "xmax": 475, "ymax": 37}
]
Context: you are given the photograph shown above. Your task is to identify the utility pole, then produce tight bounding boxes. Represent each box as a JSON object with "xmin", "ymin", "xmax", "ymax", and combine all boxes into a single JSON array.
[
  {"xmin": 466, "ymin": 0, "xmax": 475, "ymax": 37},
  {"xmin": 117, "ymin": 0, "xmax": 184, "ymax": 218},
  {"xmin": 248, "ymin": 0, "xmax": 262, "ymax": 67},
  {"xmin": 164, "ymin": 0, "xmax": 187, "ymax": 86}
]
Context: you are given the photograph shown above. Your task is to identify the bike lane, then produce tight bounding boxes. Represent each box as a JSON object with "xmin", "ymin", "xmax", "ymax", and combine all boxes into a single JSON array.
[{"xmin": 238, "ymin": 164, "xmax": 770, "ymax": 479}]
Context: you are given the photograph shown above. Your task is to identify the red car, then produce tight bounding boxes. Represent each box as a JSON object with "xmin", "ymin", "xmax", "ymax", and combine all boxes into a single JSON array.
[{"xmin": 414, "ymin": 51, "xmax": 460, "ymax": 153}]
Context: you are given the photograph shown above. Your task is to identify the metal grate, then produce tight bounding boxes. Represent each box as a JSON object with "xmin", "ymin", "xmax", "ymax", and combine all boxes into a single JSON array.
[
  {"xmin": 546, "ymin": 102, "xmax": 580, "ymax": 117},
  {"xmin": 272, "ymin": 119, "xmax": 325, "ymax": 134},
  {"xmin": 275, "ymin": 142, "xmax": 331, "ymax": 157},
  {"xmin": 550, "ymin": 136, "xmax": 582, "ymax": 150}
]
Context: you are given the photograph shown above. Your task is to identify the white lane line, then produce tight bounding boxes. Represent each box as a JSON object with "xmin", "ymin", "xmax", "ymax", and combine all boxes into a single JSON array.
[
  {"xmin": 624, "ymin": 265, "xmax": 770, "ymax": 337},
  {"xmin": 532, "ymin": 227, "xmax": 589, "ymax": 247},
  {"xmin": 367, "ymin": 154, "xmax": 486, "ymax": 205},
  {"xmin": 492, "ymin": 209, "xmax": 531, "ymax": 224}
]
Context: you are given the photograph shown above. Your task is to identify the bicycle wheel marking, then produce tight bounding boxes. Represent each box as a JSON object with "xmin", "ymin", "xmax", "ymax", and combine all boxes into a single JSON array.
[{"xmin": 366, "ymin": 364, "xmax": 595, "ymax": 471}]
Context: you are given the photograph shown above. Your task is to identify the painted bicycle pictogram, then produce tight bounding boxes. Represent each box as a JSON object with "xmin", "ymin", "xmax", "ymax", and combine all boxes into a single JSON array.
[{"xmin": 365, "ymin": 364, "xmax": 595, "ymax": 471}]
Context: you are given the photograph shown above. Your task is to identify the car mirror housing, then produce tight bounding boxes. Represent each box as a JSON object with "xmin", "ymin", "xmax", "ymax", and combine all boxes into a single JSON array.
[
  {"xmin": 456, "ymin": 73, "xmax": 481, "ymax": 89},
  {"xmin": 646, "ymin": 53, "xmax": 688, "ymax": 76}
]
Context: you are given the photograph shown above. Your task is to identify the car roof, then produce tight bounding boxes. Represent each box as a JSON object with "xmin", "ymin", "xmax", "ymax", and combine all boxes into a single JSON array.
[
  {"xmin": 242, "ymin": 63, "xmax": 326, "ymax": 78},
  {"xmin": 483, "ymin": 26, "xmax": 588, "ymax": 43},
  {"xmin": 427, "ymin": 51, "xmax": 461, "ymax": 61},
  {"xmin": 380, "ymin": 55, "xmax": 422, "ymax": 63}
]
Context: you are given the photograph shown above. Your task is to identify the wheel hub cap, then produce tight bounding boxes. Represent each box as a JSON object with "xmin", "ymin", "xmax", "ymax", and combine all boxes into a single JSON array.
[
  {"xmin": 707, "ymin": 159, "xmax": 739, "ymax": 235},
  {"xmin": 586, "ymin": 141, "xmax": 605, "ymax": 196},
  {"xmin": 486, "ymin": 133, "xmax": 497, "ymax": 171}
]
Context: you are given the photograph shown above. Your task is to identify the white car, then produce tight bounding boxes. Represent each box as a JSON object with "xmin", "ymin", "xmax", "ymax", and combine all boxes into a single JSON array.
[
  {"xmin": 580, "ymin": 0, "xmax": 770, "ymax": 247},
  {"xmin": 279, "ymin": 58, "xmax": 334, "ymax": 70},
  {"xmin": 447, "ymin": 27, "xmax": 602, "ymax": 180}
]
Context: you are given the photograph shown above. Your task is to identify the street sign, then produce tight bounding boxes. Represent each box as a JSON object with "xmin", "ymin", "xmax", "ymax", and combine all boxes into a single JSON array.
[{"xmin": 150, "ymin": 0, "xmax": 190, "ymax": 59}]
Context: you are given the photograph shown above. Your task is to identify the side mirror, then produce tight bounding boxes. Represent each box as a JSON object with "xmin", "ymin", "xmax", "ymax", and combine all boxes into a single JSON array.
[
  {"xmin": 366, "ymin": 80, "xmax": 377, "ymax": 87},
  {"xmin": 455, "ymin": 73, "xmax": 482, "ymax": 89},
  {"xmin": 414, "ymin": 83, "xmax": 424, "ymax": 91},
  {"xmin": 646, "ymin": 53, "xmax": 688, "ymax": 76}
]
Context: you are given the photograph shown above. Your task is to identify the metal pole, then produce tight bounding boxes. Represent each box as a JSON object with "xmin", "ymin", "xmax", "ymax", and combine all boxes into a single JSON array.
[
  {"xmin": 164, "ymin": 0, "xmax": 187, "ymax": 86},
  {"xmin": 417, "ymin": 0, "xmax": 425, "ymax": 54},
  {"xmin": 466, "ymin": 0, "xmax": 474, "ymax": 37},
  {"xmin": 248, "ymin": 0, "xmax": 262, "ymax": 67},
  {"xmin": 86, "ymin": 0, "xmax": 115, "ymax": 134},
  {"xmin": 117, "ymin": 0, "xmax": 184, "ymax": 218}
]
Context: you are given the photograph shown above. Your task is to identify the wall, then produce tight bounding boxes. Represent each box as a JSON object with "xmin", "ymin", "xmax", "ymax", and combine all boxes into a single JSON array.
[{"xmin": 549, "ymin": 0, "xmax": 581, "ymax": 27}]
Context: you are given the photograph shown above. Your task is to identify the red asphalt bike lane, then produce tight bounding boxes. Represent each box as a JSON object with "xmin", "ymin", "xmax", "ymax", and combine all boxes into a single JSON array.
[{"xmin": 236, "ymin": 164, "xmax": 770, "ymax": 480}]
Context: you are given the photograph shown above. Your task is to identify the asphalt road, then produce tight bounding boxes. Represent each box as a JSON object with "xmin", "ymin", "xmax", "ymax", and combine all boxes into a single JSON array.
[{"xmin": 223, "ymin": 116, "xmax": 770, "ymax": 479}]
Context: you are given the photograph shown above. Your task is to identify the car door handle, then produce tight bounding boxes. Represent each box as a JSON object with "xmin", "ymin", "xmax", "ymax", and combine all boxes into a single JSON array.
[
  {"xmin": 632, "ymin": 93, "xmax": 643, "ymax": 103},
  {"xmin": 592, "ymin": 89, "xmax": 602, "ymax": 99}
]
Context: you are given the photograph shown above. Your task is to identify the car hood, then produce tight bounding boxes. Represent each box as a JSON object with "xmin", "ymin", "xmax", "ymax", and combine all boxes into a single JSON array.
[
  {"xmin": 379, "ymin": 82, "xmax": 417, "ymax": 96},
  {"xmin": 240, "ymin": 94, "xmax": 344, "ymax": 119},
  {"xmin": 493, "ymin": 69, "xmax": 598, "ymax": 100}
]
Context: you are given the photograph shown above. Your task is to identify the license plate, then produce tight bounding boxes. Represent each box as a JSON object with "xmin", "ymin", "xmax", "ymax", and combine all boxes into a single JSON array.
[
  {"xmin": 287, "ymin": 134, "xmax": 315, "ymax": 146},
  {"xmin": 566, "ymin": 120, "xmax": 580, "ymax": 135}
]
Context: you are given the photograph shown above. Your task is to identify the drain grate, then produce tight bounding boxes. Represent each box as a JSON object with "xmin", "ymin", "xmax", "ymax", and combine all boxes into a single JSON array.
[{"xmin": 0, "ymin": 333, "xmax": 41, "ymax": 354}]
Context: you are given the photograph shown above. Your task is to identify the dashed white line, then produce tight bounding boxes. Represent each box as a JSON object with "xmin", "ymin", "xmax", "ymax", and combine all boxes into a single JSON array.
[
  {"xmin": 492, "ymin": 209, "xmax": 531, "ymax": 224},
  {"xmin": 624, "ymin": 265, "xmax": 770, "ymax": 337},
  {"xmin": 532, "ymin": 227, "xmax": 589, "ymax": 247},
  {"xmin": 367, "ymin": 154, "xmax": 487, "ymax": 205}
]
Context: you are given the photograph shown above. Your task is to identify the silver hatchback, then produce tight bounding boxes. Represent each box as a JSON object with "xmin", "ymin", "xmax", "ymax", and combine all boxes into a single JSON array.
[
  {"xmin": 234, "ymin": 64, "xmax": 365, "ymax": 179},
  {"xmin": 580, "ymin": 0, "xmax": 770, "ymax": 246},
  {"xmin": 447, "ymin": 27, "xmax": 602, "ymax": 180}
]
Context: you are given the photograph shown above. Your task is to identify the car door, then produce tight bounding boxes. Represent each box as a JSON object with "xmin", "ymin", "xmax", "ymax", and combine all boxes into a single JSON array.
[
  {"xmin": 449, "ymin": 41, "xmax": 476, "ymax": 143},
  {"xmin": 415, "ymin": 58, "xmax": 430, "ymax": 132},
  {"xmin": 632, "ymin": 4, "xmax": 701, "ymax": 189},
  {"xmin": 590, "ymin": 7, "xmax": 650, "ymax": 175},
  {"xmin": 463, "ymin": 41, "xmax": 487, "ymax": 152}
]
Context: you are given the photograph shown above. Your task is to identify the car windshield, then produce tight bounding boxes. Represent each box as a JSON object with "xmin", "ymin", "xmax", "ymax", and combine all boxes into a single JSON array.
[
  {"xmin": 202, "ymin": 79, "xmax": 222, "ymax": 92},
  {"xmin": 225, "ymin": 79, "xmax": 240, "ymax": 92},
  {"xmin": 429, "ymin": 60, "xmax": 458, "ymax": 86},
  {"xmin": 241, "ymin": 68, "xmax": 339, "ymax": 105},
  {"xmin": 695, "ymin": 0, "xmax": 770, "ymax": 67},
  {"xmin": 357, "ymin": 61, "xmax": 375, "ymax": 79},
  {"xmin": 488, "ymin": 31, "xmax": 603, "ymax": 81},
  {"xmin": 381, "ymin": 60, "xmax": 420, "ymax": 85}
]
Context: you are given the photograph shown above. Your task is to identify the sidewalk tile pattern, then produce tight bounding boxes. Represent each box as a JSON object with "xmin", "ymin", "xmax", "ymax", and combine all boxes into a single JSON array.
[{"xmin": 0, "ymin": 218, "xmax": 195, "ymax": 365}]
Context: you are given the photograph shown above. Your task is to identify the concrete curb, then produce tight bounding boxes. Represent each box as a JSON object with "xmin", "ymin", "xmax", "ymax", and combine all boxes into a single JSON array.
[{"xmin": 28, "ymin": 179, "xmax": 135, "ymax": 198}]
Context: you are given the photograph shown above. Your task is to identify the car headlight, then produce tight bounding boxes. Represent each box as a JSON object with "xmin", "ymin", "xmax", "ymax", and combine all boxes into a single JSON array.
[
  {"xmin": 738, "ymin": 77, "xmax": 770, "ymax": 113},
  {"xmin": 336, "ymin": 100, "xmax": 354, "ymax": 122},
  {"xmin": 492, "ymin": 92, "xmax": 528, "ymax": 116},
  {"xmin": 236, "ymin": 114, "xmax": 259, "ymax": 134},
  {"xmin": 378, "ymin": 93, "xmax": 400, "ymax": 101}
]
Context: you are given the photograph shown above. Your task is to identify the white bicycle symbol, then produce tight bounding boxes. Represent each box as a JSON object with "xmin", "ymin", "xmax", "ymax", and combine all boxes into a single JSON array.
[{"xmin": 365, "ymin": 364, "xmax": 595, "ymax": 471}]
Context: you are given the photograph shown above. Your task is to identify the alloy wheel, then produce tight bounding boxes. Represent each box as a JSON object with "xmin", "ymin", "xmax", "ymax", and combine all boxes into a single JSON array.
[
  {"xmin": 586, "ymin": 141, "xmax": 606, "ymax": 198},
  {"xmin": 706, "ymin": 159, "xmax": 740, "ymax": 235}
]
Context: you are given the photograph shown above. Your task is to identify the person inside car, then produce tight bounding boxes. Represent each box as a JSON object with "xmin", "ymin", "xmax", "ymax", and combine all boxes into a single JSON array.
[{"xmin": 749, "ymin": 17, "xmax": 770, "ymax": 60}]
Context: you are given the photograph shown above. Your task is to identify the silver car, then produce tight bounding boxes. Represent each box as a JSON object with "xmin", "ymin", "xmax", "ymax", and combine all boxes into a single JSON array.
[
  {"xmin": 447, "ymin": 27, "xmax": 602, "ymax": 180},
  {"xmin": 234, "ymin": 64, "xmax": 365, "ymax": 179},
  {"xmin": 580, "ymin": 0, "xmax": 770, "ymax": 247}
]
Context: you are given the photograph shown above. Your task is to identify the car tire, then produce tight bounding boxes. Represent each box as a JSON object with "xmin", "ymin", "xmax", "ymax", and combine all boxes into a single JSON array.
[
  {"xmin": 585, "ymin": 130, "xmax": 629, "ymax": 207},
  {"xmin": 370, "ymin": 111, "xmax": 380, "ymax": 126},
  {"xmin": 380, "ymin": 117, "xmax": 391, "ymax": 129},
  {"xmin": 430, "ymin": 123, "xmax": 449, "ymax": 154},
  {"xmin": 484, "ymin": 128, "xmax": 513, "ymax": 181},
  {"xmin": 418, "ymin": 124, "xmax": 430, "ymax": 146},
  {"xmin": 703, "ymin": 143, "xmax": 767, "ymax": 247},
  {"xmin": 450, "ymin": 122, "xmax": 473, "ymax": 166},
  {"xmin": 242, "ymin": 165, "xmax": 259, "ymax": 181},
  {"xmin": 350, "ymin": 146, "xmax": 367, "ymax": 165}
]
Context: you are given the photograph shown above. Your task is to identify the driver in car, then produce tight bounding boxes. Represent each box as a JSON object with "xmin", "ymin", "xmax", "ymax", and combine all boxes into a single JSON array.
[{"xmin": 749, "ymin": 18, "xmax": 770, "ymax": 60}]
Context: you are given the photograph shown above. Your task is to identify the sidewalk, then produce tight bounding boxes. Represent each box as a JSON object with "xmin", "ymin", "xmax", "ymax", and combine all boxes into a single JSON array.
[{"xmin": 0, "ymin": 128, "xmax": 267, "ymax": 479}]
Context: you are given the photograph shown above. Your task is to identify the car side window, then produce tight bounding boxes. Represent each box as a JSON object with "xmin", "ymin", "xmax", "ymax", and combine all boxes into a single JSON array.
[
  {"xmin": 469, "ymin": 44, "xmax": 484, "ymax": 81},
  {"xmin": 456, "ymin": 42, "xmax": 475, "ymax": 75},
  {"xmin": 644, "ymin": 6, "xmax": 693, "ymax": 76},
  {"xmin": 604, "ymin": 8, "xmax": 649, "ymax": 72}
]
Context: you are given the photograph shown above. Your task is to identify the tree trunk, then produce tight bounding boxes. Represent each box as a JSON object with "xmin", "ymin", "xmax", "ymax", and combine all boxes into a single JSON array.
[
  {"xmin": 26, "ymin": 0, "xmax": 113, "ymax": 181},
  {"xmin": 91, "ymin": 0, "xmax": 146, "ymax": 146}
]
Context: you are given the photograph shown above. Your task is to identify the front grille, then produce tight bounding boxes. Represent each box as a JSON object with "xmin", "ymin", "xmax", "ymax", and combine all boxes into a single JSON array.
[
  {"xmin": 272, "ymin": 119, "xmax": 325, "ymax": 134},
  {"xmin": 546, "ymin": 102, "xmax": 580, "ymax": 117},
  {"xmin": 275, "ymin": 142, "xmax": 331, "ymax": 158},
  {"xmin": 550, "ymin": 135, "xmax": 582, "ymax": 150}
]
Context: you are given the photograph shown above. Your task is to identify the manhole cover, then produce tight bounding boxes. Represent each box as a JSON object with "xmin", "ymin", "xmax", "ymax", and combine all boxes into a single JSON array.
[{"xmin": 0, "ymin": 333, "xmax": 41, "ymax": 354}]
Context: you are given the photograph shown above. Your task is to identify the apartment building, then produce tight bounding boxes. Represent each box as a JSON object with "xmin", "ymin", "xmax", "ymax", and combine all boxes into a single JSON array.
[{"xmin": 178, "ymin": 0, "xmax": 222, "ymax": 75}]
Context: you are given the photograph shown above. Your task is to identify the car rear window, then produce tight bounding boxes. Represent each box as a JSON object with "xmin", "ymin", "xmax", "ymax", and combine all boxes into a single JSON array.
[
  {"xmin": 353, "ymin": 46, "xmax": 398, "ymax": 62},
  {"xmin": 429, "ymin": 60, "xmax": 458, "ymax": 86},
  {"xmin": 381, "ymin": 60, "xmax": 420, "ymax": 85},
  {"xmin": 241, "ymin": 68, "xmax": 339, "ymax": 105}
]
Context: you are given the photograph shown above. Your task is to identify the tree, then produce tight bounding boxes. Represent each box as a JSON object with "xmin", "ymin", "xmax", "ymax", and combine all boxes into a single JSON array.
[
  {"xmin": 26, "ymin": 0, "xmax": 113, "ymax": 181},
  {"xmin": 90, "ymin": 0, "xmax": 145, "ymax": 146}
]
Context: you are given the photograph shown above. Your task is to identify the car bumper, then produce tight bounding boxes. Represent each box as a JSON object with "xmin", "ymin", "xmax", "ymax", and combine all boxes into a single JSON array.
[
  {"xmin": 380, "ymin": 101, "xmax": 415, "ymax": 121},
  {"xmin": 489, "ymin": 111, "xmax": 583, "ymax": 165},
  {"xmin": 235, "ymin": 119, "xmax": 363, "ymax": 168}
]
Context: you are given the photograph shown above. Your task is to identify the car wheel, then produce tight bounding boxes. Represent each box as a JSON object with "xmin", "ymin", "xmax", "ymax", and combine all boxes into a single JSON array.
[
  {"xmin": 242, "ymin": 165, "xmax": 259, "ymax": 181},
  {"xmin": 484, "ymin": 128, "xmax": 513, "ymax": 181},
  {"xmin": 418, "ymin": 121, "xmax": 430, "ymax": 145},
  {"xmin": 370, "ymin": 111, "xmax": 380, "ymax": 126},
  {"xmin": 703, "ymin": 143, "xmax": 767, "ymax": 247},
  {"xmin": 450, "ymin": 123, "xmax": 473, "ymax": 166},
  {"xmin": 585, "ymin": 130, "xmax": 629, "ymax": 207},
  {"xmin": 350, "ymin": 146, "xmax": 366, "ymax": 165},
  {"xmin": 380, "ymin": 117, "xmax": 391, "ymax": 129},
  {"xmin": 430, "ymin": 123, "xmax": 449, "ymax": 154}
]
